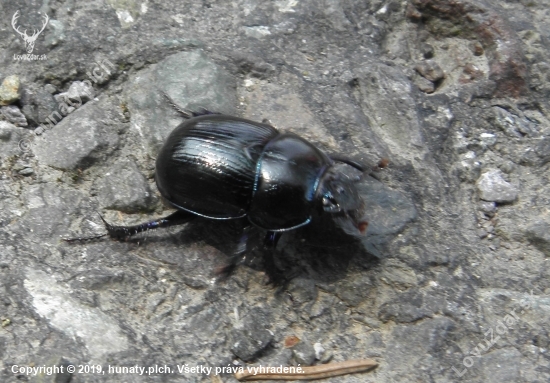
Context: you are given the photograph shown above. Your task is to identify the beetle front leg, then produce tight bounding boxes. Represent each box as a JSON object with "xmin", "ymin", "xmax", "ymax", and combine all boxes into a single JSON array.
[{"xmin": 262, "ymin": 231, "xmax": 287, "ymax": 286}]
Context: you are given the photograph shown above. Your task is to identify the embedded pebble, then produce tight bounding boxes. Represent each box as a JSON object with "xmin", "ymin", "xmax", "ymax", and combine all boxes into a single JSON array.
[
  {"xmin": 414, "ymin": 60, "xmax": 445, "ymax": 82},
  {"xmin": 478, "ymin": 201, "xmax": 497, "ymax": 217},
  {"xmin": 0, "ymin": 75, "xmax": 20, "ymax": 105},
  {"xmin": 291, "ymin": 340, "xmax": 316, "ymax": 366},
  {"xmin": 1, "ymin": 105, "xmax": 28, "ymax": 127},
  {"xmin": 20, "ymin": 85, "xmax": 59, "ymax": 126},
  {"xmin": 476, "ymin": 169, "xmax": 518, "ymax": 203}
]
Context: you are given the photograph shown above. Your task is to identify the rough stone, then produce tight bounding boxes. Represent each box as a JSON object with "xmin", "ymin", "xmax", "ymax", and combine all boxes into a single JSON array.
[
  {"xmin": 0, "ymin": 75, "xmax": 20, "ymax": 105},
  {"xmin": 414, "ymin": 75, "xmax": 435, "ymax": 93},
  {"xmin": 19, "ymin": 84, "xmax": 59, "ymax": 126},
  {"xmin": 0, "ymin": 121, "xmax": 30, "ymax": 158},
  {"xmin": 414, "ymin": 60, "xmax": 445, "ymax": 83},
  {"xmin": 535, "ymin": 137, "xmax": 550, "ymax": 163},
  {"xmin": 44, "ymin": 19, "xmax": 66, "ymax": 47},
  {"xmin": 526, "ymin": 221, "xmax": 550, "ymax": 257},
  {"xmin": 125, "ymin": 50, "xmax": 237, "ymax": 156},
  {"xmin": 290, "ymin": 340, "xmax": 316, "ymax": 366},
  {"xmin": 94, "ymin": 159, "xmax": 153, "ymax": 213},
  {"xmin": 24, "ymin": 269, "xmax": 128, "ymax": 359},
  {"xmin": 358, "ymin": 178, "xmax": 418, "ymax": 257},
  {"xmin": 33, "ymin": 96, "xmax": 123, "ymax": 170},
  {"xmin": 411, "ymin": 0, "xmax": 528, "ymax": 97},
  {"xmin": 476, "ymin": 169, "xmax": 518, "ymax": 203},
  {"xmin": 481, "ymin": 348, "xmax": 521, "ymax": 383},
  {"xmin": 63, "ymin": 80, "xmax": 96, "ymax": 103},
  {"xmin": 231, "ymin": 311, "xmax": 273, "ymax": 362},
  {"xmin": 478, "ymin": 201, "xmax": 497, "ymax": 217},
  {"xmin": 1, "ymin": 1, "xmax": 549, "ymax": 382},
  {"xmin": 0, "ymin": 105, "xmax": 27, "ymax": 127}
]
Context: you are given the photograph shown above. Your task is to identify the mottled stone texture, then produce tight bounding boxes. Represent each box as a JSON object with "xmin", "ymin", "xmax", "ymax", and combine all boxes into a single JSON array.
[{"xmin": 1, "ymin": 1, "xmax": 549, "ymax": 383}]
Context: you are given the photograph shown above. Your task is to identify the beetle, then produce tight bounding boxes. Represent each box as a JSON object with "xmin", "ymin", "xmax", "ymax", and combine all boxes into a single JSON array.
[{"xmin": 71, "ymin": 104, "xmax": 377, "ymax": 282}]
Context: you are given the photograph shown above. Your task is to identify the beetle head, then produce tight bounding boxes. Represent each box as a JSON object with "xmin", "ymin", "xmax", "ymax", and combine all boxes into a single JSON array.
[{"xmin": 318, "ymin": 165, "xmax": 368, "ymax": 236}]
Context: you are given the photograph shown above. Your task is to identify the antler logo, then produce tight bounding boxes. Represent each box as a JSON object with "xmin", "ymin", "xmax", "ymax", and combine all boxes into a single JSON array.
[{"xmin": 11, "ymin": 10, "xmax": 49, "ymax": 54}]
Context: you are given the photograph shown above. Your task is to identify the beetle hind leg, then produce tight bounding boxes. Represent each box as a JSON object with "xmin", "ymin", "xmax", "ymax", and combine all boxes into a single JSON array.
[
  {"xmin": 101, "ymin": 210, "xmax": 196, "ymax": 241},
  {"xmin": 65, "ymin": 210, "xmax": 196, "ymax": 242}
]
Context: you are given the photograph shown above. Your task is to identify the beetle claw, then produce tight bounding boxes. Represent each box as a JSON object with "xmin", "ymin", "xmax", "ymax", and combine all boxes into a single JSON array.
[{"xmin": 98, "ymin": 214, "xmax": 132, "ymax": 241}]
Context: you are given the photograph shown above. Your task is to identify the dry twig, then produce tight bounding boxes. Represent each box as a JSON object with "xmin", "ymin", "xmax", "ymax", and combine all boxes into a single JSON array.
[{"xmin": 234, "ymin": 358, "xmax": 378, "ymax": 381}]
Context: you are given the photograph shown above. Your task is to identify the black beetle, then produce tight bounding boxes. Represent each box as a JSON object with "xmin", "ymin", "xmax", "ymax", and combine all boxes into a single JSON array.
[{"xmin": 71, "ymin": 106, "xmax": 377, "ymax": 281}]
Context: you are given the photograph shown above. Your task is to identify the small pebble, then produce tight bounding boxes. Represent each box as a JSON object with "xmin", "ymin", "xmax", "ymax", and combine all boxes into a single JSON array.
[
  {"xmin": 414, "ymin": 60, "xmax": 445, "ymax": 83},
  {"xmin": 1, "ymin": 105, "xmax": 28, "ymax": 127},
  {"xmin": 0, "ymin": 75, "xmax": 21, "ymax": 106},
  {"xmin": 19, "ymin": 167, "xmax": 34, "ymax": 176},
  {"xmin": 476, "ymin": 169, "xmax": 518, "ymax": 203},
  {"xmin": 472, "ymin": 41, "xmax": 484, "ymax": 56}
]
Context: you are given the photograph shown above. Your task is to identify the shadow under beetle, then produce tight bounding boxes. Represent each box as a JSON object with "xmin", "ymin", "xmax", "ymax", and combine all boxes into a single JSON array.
[{"xmin": 71, "ymin": 103, "xmax": 382, "ymax": 283}]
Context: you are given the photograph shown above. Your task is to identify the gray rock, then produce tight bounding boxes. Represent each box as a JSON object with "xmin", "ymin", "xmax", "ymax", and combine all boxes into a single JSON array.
[
  {"xmin": 414, "ymin": 75, "xmax": 435, "ymax": 93},
  {"xmin": 478, "ymin": 201, "xmax": 497, "ymax": 217},
  {"xmin": 44, "ymin": 19, "xmax": 66, "ymax": 47},
  {"xmin": 378, "ymin": 290, "xmax": 433, "ymax": 323},
  {"xmin": 291, "ymin": 340, "xmax": 316, "ymax": 365},
  {"xmin": 231, "ymin": 313, "xmax": 273, "ymax": 362},
  {"xmin": 481, "ymin": 348, "xmax": 521, "ymax": 383},
  {"xmin": 125, "ymin": 50, "xmax": 237, "ymax": 156},
  {"xmin": 0, "ymin": 105, "xmax": 27, "ymax": 127},
  {"xmin": 0, "ymin": 75, "xmax": 20, "ymax": 106},
  {"xmin": 313, "ymin": 342, "xmax": 326, "ymax": 361},
  {"xmin": 95, "ymin": 159, "xmax": 153, "ymax": 213},
  {"xmin": 70, "ymin": 269, "xmax": 124, "ymax": 290},
  {"xmin": 492, "ymin": 106, "xmax": 537, "ymax": 138},
  {"xmin": 420, "ymin": 43, "xmax": 434, "ymax": 59},
  {"xmin": 23, "ymin": 269, "xmax": 128, "ymax": 359},
  {"xmin": 33, "ymin": 96, "xmax": 123, "ymax": 170},
  {"xmin": 476, "ymin": 169, "xmax": 518, "ymax": 203},
  {"xmin": 385, "ymin": 318, "xmax": 457, "ymax": 381},
  {"xmin": 358, "ymin": 178, "xmax": 418, "ymax": 257},
  {"xmin": 65, "ymin": 80, "xmax": 96, "ymax": 103},
  {"xmin": 53, "ymin": 81, "xmax": 95, "ymax": 115},
  {"xmin": 415, "ymin": 60, "xmax": 445, "ymax": 82},
  {"xmin": 18, "ymin": 167, "xmax": 34, "ymax": 176},
  {"xmin": 20, "ymin": 84, "xmax": 59, "ymax": 126},
  {"xmin": 0, "ymin": 121, "xmax": 30, "ymax": 158},
  {"xmin": 526, "ymin": 221, "xmax": 550, "ymax": 256},
  {"xmin": 535, "ymin": 137, "xmax": 550, "ymax": 163}
]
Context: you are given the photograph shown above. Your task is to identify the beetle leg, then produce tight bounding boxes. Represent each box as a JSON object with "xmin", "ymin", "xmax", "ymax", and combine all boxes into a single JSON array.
[
  {"xmin": 216, "ymin": 225, "xmax": 257, "ymax": 280},
  {"xmin": 261, "ymin": 231, "xmax": 288, "ymax": 286},
  {"xmin": 100, "ymin": 210, "xmax": 196, "ymax": 241},
  {"xmin": 64, "ymin": 211, "xmax": 196, "ymax": 243},
  {"xmin": 263, "ymin": 231, "xmax": 282, "ymax": 249}
]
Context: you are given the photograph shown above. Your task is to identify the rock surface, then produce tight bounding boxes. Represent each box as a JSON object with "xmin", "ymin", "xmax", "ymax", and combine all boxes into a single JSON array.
[{"xmin": 0, "ymin": 1, "xmax": 549, "ymax": 383}]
